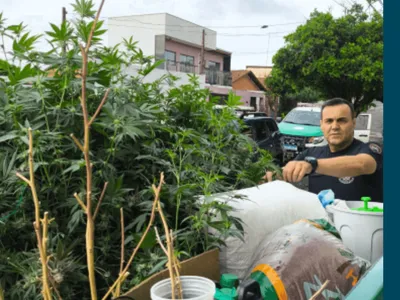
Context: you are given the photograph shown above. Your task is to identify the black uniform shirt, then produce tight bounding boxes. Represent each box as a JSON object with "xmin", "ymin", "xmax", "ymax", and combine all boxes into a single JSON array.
[{"xmin": 295, "ymin": 139, "xmax": 383, "ymax": 202}]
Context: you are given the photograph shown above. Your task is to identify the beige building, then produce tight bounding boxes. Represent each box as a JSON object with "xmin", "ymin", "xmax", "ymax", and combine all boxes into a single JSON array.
[{"xmin": 245, "ymin": 65, "xmax": 273, "ymax": 89}]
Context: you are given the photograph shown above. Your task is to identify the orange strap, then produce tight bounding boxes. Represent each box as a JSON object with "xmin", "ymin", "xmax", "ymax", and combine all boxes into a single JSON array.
[
  {"xmin": 252, "ymin": 264, "xmax": 288, "ymax": 300},
  {"xmin": 295, "ymin": 219, "xmax": 323, "ymax": 230}
]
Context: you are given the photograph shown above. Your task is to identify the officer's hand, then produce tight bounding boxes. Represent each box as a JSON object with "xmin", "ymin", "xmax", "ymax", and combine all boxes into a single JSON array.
[
  {"xmin": 261, "ymin": 171, "xmax": 283, "ymax": 183},
  {"xmin": 282, "ymin": 161, "xmax": 312, "ymax": 183}
]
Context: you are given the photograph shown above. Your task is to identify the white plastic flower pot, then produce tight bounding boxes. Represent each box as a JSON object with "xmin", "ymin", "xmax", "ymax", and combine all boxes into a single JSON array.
[{"xmin": 150, "ymin": 276, "xmax": 215, "ymax": 300}]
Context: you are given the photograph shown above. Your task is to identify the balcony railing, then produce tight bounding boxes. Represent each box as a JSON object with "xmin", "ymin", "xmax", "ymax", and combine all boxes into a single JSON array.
[
  {"xmin": 166, "ymin": 61, "xmax": 197, "ymax": 74},
  {"xmin": 163, "ymin": 61, "xmax": 232, "ymax": 87},
  {"xmin": 205, "ymin": 69, "xmax": 232, "ymax": 86}
]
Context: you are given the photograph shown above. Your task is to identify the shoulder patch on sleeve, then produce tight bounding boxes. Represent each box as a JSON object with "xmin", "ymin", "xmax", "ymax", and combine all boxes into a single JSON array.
[{"xmin": 369, "ymin": 143, "xmax": 382, "ymax": 154}]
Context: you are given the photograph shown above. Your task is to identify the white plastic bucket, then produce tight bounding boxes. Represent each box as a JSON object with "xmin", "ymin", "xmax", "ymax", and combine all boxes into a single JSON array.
[
  {"xmin": 150, "ymin": 276, "xmax": 216, "ymax": 300},
  {"xmin": 326, "ymin": 201, "xmax": 383, "ymax": 264}
]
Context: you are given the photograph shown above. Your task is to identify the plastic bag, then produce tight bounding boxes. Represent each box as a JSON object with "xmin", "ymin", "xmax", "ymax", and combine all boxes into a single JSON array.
[
  {"xmin": 245, "ymin": 221, "xmax": 371, "ymax": 300},
  {"xmin": 318, "ymin": 189, "xmax": 335, "ymax": 208},
  {"xmin": 205, "ymin": 181, "xmax": 328, "ymax": 278}
]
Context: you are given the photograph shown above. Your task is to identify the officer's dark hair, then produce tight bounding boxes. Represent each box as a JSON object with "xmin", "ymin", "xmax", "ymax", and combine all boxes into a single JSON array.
[{"xmin": 321, "ymin": 98, "xmax": 355, "ymax": 119}]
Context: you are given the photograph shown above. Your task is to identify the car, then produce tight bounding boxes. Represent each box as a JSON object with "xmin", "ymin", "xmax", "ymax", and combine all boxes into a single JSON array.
[
  {"xmin": 277, "ymin": 106, "xmax": 325, "ymax": 161},
  {"xmin": 354, "ymin": 113, "xmax": 383, "ymax": 146},
  {"xmin": 278, "ymin": 106, "xmax": 381, "ymax": 162},
  {"xmin": 242, "ymin": 116, "xmax": 284, "ymax": 165}
]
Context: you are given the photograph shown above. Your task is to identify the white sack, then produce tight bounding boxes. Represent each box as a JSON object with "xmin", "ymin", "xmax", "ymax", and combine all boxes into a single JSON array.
[{"xmin": 205, "ymin": 181, "xmax": 328, "ymax": 279}]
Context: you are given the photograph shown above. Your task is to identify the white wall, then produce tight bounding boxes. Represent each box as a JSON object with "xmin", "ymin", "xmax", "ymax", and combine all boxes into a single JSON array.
[
  {"xmin": 165, "ymin": 14, "xmax": 216, "ymax": 50},
  {"xmin": 107, "ymin": 14, "xmax": 167, "ymax": 57},
  {"xmin": 108, "ymin": 13, "xmax": 213, "ymax": 89},
  {"xmin": 108, "ymin": 13, "xmax": 218, "ymax": 58}
]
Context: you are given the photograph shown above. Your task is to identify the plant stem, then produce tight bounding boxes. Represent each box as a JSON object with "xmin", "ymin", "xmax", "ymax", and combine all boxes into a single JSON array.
[
  {"xmin": 93, "ymin": 182, "xmax": 109, "ymax": 221},
  {"xmin": 55, "ymin": 75, "xmax": 68, "ymax": 129},
  {"xmin": 174, "ymin": 141, "xmax": 183, "ymax": 231},
  {"xmin": 80, "ymin": 42, "xmax": 97, "ymax": 299},
  {"xmin": 157, "ymin": 201, "xmax": 178, "ymax": 299},
  {"xmin": 309, "ymin": 280, "xmax": 329, "ymax": 300},
  {"xmin": 1, "ymin": 34, "xmax": 8, "ymax": 62},
  {"xmin": 36, "ymin": 77, "xmax": 50, "ymax": 132},
  {"xmin": 38, "ymin": 151, "xmax": 52, "ymax": 187},
  {"xmin": 102, "ymin": 173, "xmax": 164, "ymax": 300},
  {"xmin": 16, "ymin": 128, "xmax": 52, "ymax": 300},
  {"xmin": 75, "ymin": 2, "xmax": 108, "ymax": 299},
  {"xmin": 115, "ymin": 208, "xmax": 125, "ymax": 297}
]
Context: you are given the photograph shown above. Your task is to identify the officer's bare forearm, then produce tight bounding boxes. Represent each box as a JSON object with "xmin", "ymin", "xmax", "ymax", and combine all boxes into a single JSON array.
[{"xmin": 316, "ymin": 154, "xmax": 377, "ymax": 178}]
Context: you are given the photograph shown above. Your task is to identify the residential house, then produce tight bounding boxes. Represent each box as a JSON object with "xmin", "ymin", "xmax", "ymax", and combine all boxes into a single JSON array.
[
  {"xmin": 205, "ymin": 66, "xmax": 271, "ymax": 111},
  {"xmin": 107, "ymin": 13, "xmax": 232, "ymax": 92},
  {"xmin": 245, "ymin": 65, "xmax": 273, "ymax": 89},
  {"xmin": 230, "ymin": 70, "xmax": 268, "ymax": 113},
  {"xmin": 245, "ymin": 65, "xmax": 279, "ymax": 117}
]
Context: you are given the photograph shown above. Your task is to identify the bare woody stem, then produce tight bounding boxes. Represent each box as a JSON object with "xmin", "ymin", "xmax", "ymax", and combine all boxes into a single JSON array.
[
  {"xmin": 33, "ymin": 221, "xmax": 52, "ymax": 300},
  {"xmin": 74, "ymin": 193, "xmax": 87, "ymax": 212},
  {"xmin": 93, "ymin": 182, "xmax": 109, "ymax": 221},
  {"xmin": 154, "ymin": 227, "xmax": 183, "ymax": 297},
  {"xmin": 16, "ymin": 128, "xmax": 52, "ymax": 300},
  {"xmin": 76, "ymin": 1, "xmax": 108, "ymax": 299},
  {"xmin": 170, "ymin": 230, "xmax": 182, "ymax": 294},
  {"xmin": 70, "ymin": 134, "xmax": 84, "ymax": 152},
  {"xmin": 154, "ymin": 227, "xmax": 168, "ymax": 255},
  {"xmin": 157, "ymin": 200, "xmax": 180, "ymax": 299},
  {"xmin": 89, "ymin": 89, "xmax": 110, "ymax": 127},
  {"xmin": 309, "ymin": 280, "xmax": 330, "ymax": 300},
  {"xmin": 102, "ymin": 173, "xmax": 165, "ymax": 300},
  {"xmin": 85, "ymin": 0, "xmax": 106, "ymax": 53},
  {"xmin": 114, "ymin": 208, "xmax": 125, "ymax": 297},
  {"xmin": 119, "ymin": 208, "xmax": 125, "ymax": 273}
]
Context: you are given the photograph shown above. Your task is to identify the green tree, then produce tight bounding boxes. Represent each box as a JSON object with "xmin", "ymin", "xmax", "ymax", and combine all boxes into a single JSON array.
[{"xmin": 267, "ymin": 4, "xmax": 383, "ymax": 115}]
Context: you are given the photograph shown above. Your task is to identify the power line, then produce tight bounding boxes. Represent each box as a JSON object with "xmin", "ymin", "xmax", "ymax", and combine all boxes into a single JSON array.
[
  {"xmin": 105, "ymin": 22, "xmax": 293, "ymax": 36},
  {"xmin": 102, "ymin": 15, "xmax": 304, "ymax": 28},
  {"xmin": 71, "ymin": 13, "xmax": 303, "ymax": 29},
  {"xmin": 233, "ymin": 51, "xmax": 278, "ymax": 56}
]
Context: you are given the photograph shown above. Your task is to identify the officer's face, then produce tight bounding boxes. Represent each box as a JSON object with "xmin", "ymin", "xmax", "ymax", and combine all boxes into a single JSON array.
[{"xmin": 320, "ymin": 104, "xmax": 356, "ymax": 149}]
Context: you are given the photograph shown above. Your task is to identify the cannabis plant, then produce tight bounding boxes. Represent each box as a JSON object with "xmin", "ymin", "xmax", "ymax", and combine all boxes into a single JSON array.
[{"xmin": 0, "ymin": 1, "xmax": 276, "ymax": 298}]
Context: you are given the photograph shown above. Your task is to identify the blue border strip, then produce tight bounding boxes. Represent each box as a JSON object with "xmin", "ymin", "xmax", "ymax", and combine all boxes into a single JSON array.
[{"xmin": 384, "ymin": 0, "xmax": 399, "ymax": 299}]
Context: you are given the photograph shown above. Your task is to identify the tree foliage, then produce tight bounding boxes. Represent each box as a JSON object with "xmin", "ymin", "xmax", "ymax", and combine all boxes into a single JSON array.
[
  {"xmin": 0, "ymin": 1, "xmax": 274, "ymax": 298},
  {"xmin": 267, "ymin": 4, "xmax": 383, "ymax": 115}
]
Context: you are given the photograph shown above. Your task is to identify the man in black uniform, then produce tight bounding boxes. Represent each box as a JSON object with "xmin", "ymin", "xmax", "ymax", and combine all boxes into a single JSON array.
[{"xmin": 265, "ymin": 98, "xmax": 383, "ymax": 202}]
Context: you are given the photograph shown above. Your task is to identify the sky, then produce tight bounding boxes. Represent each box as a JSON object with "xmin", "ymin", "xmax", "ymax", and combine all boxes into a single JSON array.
[{"xmin": 0, "ymin": 0, "xmax": 350, "ymax": 70}]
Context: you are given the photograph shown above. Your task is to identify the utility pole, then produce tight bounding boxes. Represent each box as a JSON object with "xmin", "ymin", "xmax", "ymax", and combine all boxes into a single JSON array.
[
  {"xmin": 62, "ymin": 7, "xmax": 67, "ymax": 53},
  {"xmin": 200, "ymin": 29, "xmax": 205, "ymax": 74}
]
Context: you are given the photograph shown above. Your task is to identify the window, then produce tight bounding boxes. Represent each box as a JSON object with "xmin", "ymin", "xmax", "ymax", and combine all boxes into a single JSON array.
[
  {"xmin": 180, "ymin": 54, "xmax": 194, "ymax": 65},
  {"xmin": 165, "ymin": 50, "xmax": 176, "ymax": 71},
  {"xmin": 180, "ymin": 54, "xmax": 195, "ymax": 73},
  {"xmin": 266, "ymin": 119, "xmax": 278, "ymax": 132},
  {"xmin": 208, "ymin": 61, "xmax": 221, "ymax": 70},
  {"xmin": 253, "ymin": 121, "xmax": 270, "ymax": 141},
  {"xmin": 283, "ymin": 110, "xmax": 320, "ymax": 126},
  {"xmin": 250, "ymin": 97, "xmax": 257, "ymax": 111},
  {"xmin": 165, "ymin": 50, "xmax": 176, "ymax": 62}
]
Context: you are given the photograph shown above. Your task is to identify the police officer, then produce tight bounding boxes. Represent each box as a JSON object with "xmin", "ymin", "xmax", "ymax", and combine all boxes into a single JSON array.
[{"xmin": 265, "ymin": 98, "xmax": 383, "ymax": 202}]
